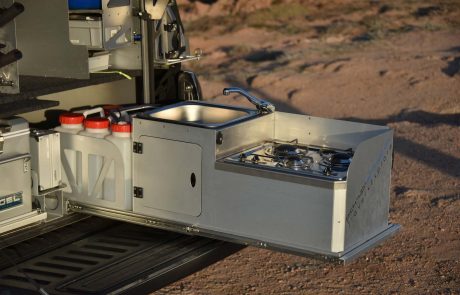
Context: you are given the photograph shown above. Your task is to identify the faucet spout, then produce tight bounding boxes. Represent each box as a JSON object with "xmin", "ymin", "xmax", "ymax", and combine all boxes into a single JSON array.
[{"xmin": 223, "ymin": 87, "xmax": 275, "ymax": 114}]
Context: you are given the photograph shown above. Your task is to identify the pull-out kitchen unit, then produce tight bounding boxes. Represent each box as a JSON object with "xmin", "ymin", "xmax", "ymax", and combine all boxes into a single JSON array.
[{"xmin": 129, "ymin": 101, "xmax": 399, "ymax": 262}]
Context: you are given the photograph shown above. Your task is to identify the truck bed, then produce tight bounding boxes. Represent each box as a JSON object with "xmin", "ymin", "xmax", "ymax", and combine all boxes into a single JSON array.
[{"xmin": 0, "ymin": 214, "xmax": 243, "ymax": 294}]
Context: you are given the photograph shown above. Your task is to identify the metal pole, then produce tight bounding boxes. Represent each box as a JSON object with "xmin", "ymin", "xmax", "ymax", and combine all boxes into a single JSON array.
[{"xmin": 140, "ymin": 1, "xmax": 155, "ymax": 104}]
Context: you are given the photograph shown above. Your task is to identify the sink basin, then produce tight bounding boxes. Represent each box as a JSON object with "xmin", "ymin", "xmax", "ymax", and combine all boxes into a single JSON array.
[{"xmin": 141, "ymin": 102, "xmax": 259, "ymax": 128}]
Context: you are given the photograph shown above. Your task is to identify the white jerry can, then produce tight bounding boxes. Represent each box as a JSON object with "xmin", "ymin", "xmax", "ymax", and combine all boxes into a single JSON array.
[{"xmin": 56, "ymin": 114, "xmax": 133, "ymax": 211}]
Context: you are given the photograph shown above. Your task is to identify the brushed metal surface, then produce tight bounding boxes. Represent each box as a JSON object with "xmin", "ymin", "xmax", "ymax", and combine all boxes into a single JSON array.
[
  {"xmin": 274, "ymin": 112, "xmax": 388, "ymax": 150},
  {"xmin": 100, "ymin": 0, "xmax": 133, "ymax": 50},
  {"xmin": 144, "ymin": 101, "xmax": 258, "ymax": 128},
  {"xmin": 30, "ymin": 131, "xmax": 61, "ymax": 192},
  {"xmin": 134, "ymin": 136, "xmax": 202, "ymax": 217},
  {"xmin": 16, "ymin": 0, "xmax": 89, "ymax": 79},
  {"xmin": 144, "ymin": 0, "xmax": 169, "ymax": 20},
  {"xmin": 68, "ymin": 201, "xmax": 400, "ymax": 263},
  {"xmin": 0, "ymin": 155, "xmax": 32, "ymax": 222},
  {"xmin": 344, "ymin": 132, "xmax": 393, "ymax": 250},
  {"xmin": 130, "ymin": 109, "xmax": 398, "ymax": 259},
  {"xmin": 216, "ymin": 113, "xmax": 274, "ymax": 157},
  {"xmin": 0, "ymin": 210, "xmax": 46, "ymax": 234},
  {"xmin": 0, "ymin": 117, "xmax": 31, "ymax": 224}
]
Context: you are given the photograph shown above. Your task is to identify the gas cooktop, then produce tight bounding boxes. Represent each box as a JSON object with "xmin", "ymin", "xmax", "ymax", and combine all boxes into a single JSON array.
[{"xmin": 223, "ymin": 140, "xmax": 354, "ymax": 181}]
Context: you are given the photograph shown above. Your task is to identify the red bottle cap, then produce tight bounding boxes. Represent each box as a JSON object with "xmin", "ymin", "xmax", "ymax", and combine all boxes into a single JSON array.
[
  {"xmin": 59, "ymin": 113, "xmax": 84, "ymax": 125},
  {"xmin": 84, "ymin": 117, "xmax": 110, "ymax": 129},
  {"xmin": 111, "ymin": 122, "xmax": 132, "ymax": 133}
]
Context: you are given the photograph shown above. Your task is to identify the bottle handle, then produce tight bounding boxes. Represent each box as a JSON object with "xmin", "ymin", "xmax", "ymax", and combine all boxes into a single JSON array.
[{"xmin": 77, "ymin": 107, "xmax": 105, "ymax": 118}]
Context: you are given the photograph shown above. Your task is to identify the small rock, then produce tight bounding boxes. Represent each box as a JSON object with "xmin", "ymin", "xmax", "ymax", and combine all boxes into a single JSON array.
[
  {"xmin": 408, "ymin": 278, "xmax": 416, "ymax": 286},
  {"xmin": 325, "ymin": 35, "xmax": 345, "ymax": 44}
]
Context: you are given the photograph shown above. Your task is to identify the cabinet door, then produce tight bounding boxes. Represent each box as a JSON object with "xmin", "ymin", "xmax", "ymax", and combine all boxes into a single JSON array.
[{"xmin": 133, "ymin": 136, "xmax": 202, "ymax": 217}]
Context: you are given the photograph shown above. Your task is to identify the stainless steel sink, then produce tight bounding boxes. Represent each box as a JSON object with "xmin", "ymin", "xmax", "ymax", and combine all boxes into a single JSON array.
[{"xmin": 141, "ymin": 102, "xmax": 259, "ymax": 128}]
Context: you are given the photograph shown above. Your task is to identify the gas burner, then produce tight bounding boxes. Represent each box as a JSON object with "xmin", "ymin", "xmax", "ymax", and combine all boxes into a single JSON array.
[
  {"xmin": 281, "ymin": 155, "xmax": 313, "ymax": 170},
  {"xmin": 225, "ymin": 141, "xmax": 353, "ymax": 181},
  {"xmin": 323, "ymin": 152, "xmax": 352, "ymax": 172},
  {"xmin": 265, "ymin": 142, "xmax": 310, "ymax": 162},
  {"xmin": 274, "ymin": 144, "xmax": 303, "ymax": 159}
]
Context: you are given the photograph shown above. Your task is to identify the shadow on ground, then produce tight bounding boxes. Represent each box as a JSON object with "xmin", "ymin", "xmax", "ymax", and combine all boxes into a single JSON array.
[{"xmin": 442, "ymin": 57, "xmax": 460, "ymax": 77}]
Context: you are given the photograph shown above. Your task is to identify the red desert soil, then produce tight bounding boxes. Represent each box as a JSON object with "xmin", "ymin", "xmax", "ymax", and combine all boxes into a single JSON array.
[{"xmin": 156, "ymin": 1, "xmax": 460, "ymax": 294}]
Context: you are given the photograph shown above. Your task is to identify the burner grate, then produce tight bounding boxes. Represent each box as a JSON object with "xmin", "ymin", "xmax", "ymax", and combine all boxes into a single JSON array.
[{"xmin": 226, "ymin": 140, "xmax": 354, "ymax": 181}]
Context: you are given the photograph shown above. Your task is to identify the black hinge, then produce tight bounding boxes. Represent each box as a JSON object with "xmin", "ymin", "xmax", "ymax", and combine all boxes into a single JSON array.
[
  {"xmin": 133, "ymin": 187, "xmax": 143, "ymax": 198},
  {"xmin": 164, "ymin": 21, "xmax": 178, "ymax": 32},
  {"xmin": 133, "ymin": 142, "xmax": 143, "ymax": 154}
]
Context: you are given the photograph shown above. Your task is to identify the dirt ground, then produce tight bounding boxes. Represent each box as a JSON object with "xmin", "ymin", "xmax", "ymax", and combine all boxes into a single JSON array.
[{"xmin": 156, "ymin": 1, "xmax": 460, "ymax": 294}]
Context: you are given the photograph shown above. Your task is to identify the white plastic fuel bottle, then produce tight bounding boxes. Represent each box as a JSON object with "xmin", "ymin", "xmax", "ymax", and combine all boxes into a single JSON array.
[
  {"xmin": 79, "ymin": 118, "xmax": 110, "ymax": 199},
  {"xmin": 104, "ymin": 122, "xmax": 132, "ymax": 210},
  {"xmin": 55, "ymin": 113, "xmax": 84, "ymax": 193}
]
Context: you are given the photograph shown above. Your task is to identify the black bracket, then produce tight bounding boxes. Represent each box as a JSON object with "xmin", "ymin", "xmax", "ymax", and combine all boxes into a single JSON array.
[
  {"xmin": 134, "ymin": 187, "xmax": 144, "ymax": 198},
  {"xmin": 133, "ymin": 142, "xmax": 143, "ymax": 154},
  {"xmin": 0, "ymin": 2, "xmax": 24, "ymax": 28},
  {"xmin": 164, "ymin": 22, "xmax": 178, "ymax": 32},
  {"xmin": 216, "ymin": 132, "xmax": 224, "ymax": 145}
]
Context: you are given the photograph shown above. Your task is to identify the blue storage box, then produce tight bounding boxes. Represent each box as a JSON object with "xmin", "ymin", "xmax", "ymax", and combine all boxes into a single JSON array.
[{"xmin": 68, "ymin": 0, "xmax": 102, "ymax": 10}]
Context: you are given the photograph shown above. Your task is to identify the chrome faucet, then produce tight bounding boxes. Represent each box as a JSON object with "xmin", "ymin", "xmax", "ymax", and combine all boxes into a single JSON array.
[{"xmin": 223, "ymin": 87, "xmax": 275, "ymax": 114}]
